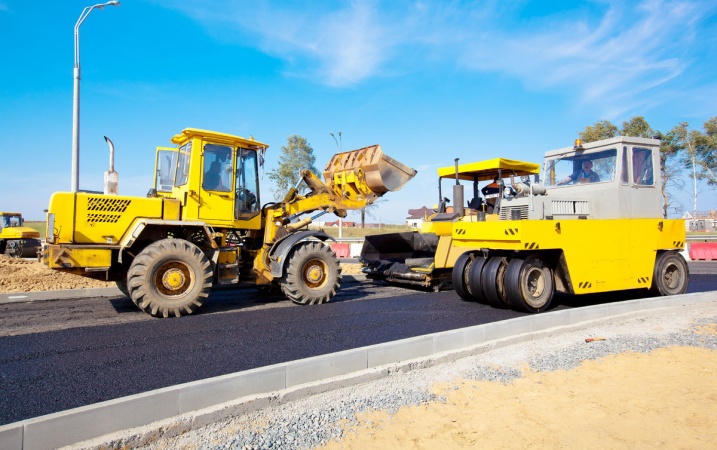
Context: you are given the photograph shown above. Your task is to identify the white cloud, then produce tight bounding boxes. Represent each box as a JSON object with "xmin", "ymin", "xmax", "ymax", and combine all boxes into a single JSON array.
[{"xmin": 160, "ymin": 1, "xmax": 716, "ymax": 113}]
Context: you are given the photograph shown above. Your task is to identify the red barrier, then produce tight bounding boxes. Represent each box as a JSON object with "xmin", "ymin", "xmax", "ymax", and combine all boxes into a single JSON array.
[
  {"xmin": 689, "ymin": 242, "xmax": 717, "ymax": 261},
  {"xmin": 330, "ymin": 243, "xmax": 350, "ymax": 258}
]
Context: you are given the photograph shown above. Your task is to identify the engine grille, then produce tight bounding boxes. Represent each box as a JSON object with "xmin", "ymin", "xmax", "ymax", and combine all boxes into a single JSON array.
[
  {"xmin": 551, "ymin": 200, "xmax": 590, "ymax": 215},
  {"xmin": 87, "ymin": 198, "xmax": 132, "ymax": 213},
  {"xmin": 500, "ymin": 204, "xmax": 530, "ymax": 220},
  {"xmin": 87, "ymin": 213, "xmax": 122, "ymax": 224},
  {"xmin": 85, "ymin": 198, "xmax": 131, "ymax": 224}
]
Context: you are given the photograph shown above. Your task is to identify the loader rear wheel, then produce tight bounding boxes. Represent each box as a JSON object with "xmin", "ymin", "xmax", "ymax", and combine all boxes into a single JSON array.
[
  {"xmin": 481, "ymin": 256, "xmax": 510, "ymax": 308},
  {"xmin": 126, "ymin": 239, "xmax": 213, "ymax": 318},
  {"xmin": 504, "ymin": 255, "xmax": 554, "ymax": 313},
  {"xmin": 281, "ymin": 241, "xmax": 340, "ymax": 305},
  {"xmin": 650, "ymin": 251, "xmax": 689, "ymax": 296}
]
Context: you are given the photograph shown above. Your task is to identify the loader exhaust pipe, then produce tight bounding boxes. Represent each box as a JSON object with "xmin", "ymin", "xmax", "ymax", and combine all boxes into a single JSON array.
[{"xmin": 104, "ymin": 136, "xmax": 118, "ymax": 195}]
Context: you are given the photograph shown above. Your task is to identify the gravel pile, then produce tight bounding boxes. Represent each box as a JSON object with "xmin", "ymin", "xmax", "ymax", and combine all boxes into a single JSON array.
[{"xmin": 101, "ymin": 302, "xmax": 717, "ymax": 450}]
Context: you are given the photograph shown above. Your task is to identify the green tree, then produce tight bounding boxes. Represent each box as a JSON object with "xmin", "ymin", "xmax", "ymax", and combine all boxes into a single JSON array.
[
  {"xmin": 621, "ymin": 116, "xmax": 654, "ymax": 138},
  {"xmin": 578, "ymin": 120, "xmax": 619, "ymax": 142},
  {"xmin": 695, "ymin": 117, "xmax": 717, "ymax": 185},
  {"xmin": 267, "ymin": 135, "xmax": 319, "ymax": 200}
]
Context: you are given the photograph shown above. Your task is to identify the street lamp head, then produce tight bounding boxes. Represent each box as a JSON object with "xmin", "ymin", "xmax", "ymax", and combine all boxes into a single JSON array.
[{"xmin": 97, "ymin": 1, "xmax": 120, "ymax": 9}]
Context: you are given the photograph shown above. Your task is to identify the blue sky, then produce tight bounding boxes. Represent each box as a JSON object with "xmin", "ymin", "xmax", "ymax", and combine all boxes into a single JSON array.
[{"xmin": 1, "ymin": 0, "xmax": 716, "ymax": 222}]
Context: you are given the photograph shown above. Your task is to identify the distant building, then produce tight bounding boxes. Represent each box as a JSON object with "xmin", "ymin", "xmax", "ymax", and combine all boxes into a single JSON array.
[
  {"xmin": 683, "ymin": 210, "xmax": 717, "ymax": 232},
  {"xmin": 406, "ymin": 206, "xmax": 433, "ymax": 228}
]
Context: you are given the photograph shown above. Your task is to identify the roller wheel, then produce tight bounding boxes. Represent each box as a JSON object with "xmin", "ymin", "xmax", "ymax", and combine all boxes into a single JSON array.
[
  {"xmin": 504, "ymin": 254, "xmax": 554, "ymax": 313},
  {"xmin": 650, "ymin": 251, "xmax": 689, "ymax": 296},
  {"xmin": 466, "ymin": 256, "xmax": 489, "ymax": 304},
  {"xmin": 481, "ymin": 256, "xmax": 510, "ymax": 308},
  {"xmin": 452, "ymin": 253, "xmax": 476, "ymax": 301},
  {"xmin": 126, "ymin": 239, "xmax": 213, "ymax": 318},
  {"xmin": 5, "ymin": 241, "xmax": 22, "ymax": 258},
  {"xmin": 281, "ymin": 241, "xmax": 340, "ymax": 305},
  {"xmin": 0, "ymin": 239, "xmax": 5, "ymax": 254}
]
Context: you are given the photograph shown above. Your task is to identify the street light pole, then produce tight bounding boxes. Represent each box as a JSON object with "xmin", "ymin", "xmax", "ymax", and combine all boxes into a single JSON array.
[{"xmin": 72, "ymin": 1, "xmax": 120, "ymax": 192}]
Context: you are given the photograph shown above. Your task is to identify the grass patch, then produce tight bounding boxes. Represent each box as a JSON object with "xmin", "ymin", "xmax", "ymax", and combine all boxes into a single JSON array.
[{"xmin": 24, "ymin": 221, "xmax": 46, "ymax": 238}]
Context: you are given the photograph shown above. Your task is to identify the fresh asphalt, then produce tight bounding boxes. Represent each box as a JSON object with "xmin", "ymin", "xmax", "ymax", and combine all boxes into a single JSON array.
[{"xmin": 1, "ymin": 264, "xmax": 716, "ymax": 425}]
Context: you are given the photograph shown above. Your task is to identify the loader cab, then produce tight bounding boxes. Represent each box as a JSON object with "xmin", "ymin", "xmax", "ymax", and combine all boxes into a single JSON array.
[
  {"xmin": 543, "ymin": 136, "xmax": 662, "ymax": 219},
  {"xmin": 169, "ymin": 128, "xmax": 268, "ymax": 229}
]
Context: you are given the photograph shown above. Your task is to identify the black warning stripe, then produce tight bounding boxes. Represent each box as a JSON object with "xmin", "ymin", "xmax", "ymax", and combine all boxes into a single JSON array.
[
  {"xmin": 578, "ymin": 281, "xmax": 593, "ymax": 289},
  {"xmin": 523, "ymin": 242, "xmax": 539, "ymax": 250}
]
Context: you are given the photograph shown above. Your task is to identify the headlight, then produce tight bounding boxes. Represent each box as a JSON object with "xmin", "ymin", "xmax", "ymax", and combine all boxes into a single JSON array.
[{"xmin": 47, "ymin": 213, "xmax": 55, "ymax": 244}]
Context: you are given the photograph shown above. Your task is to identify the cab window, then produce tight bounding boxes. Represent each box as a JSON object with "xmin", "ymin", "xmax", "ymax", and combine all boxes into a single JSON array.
[
  {"xmin": 175, "ymin": 142, "xmax": 192, "ymax": 187},
  {"xmin": 632, "ymin": 147, "xmax": 654, "ymax": 185},
  {"xmin": 235, "ymin": 149, "xmax": 260, "ymax": 217},
  {"xmin": 202, "ymin": 144, "xmax": 233, "ymax": 192},
  {"xmin": 546, "ymin": 149, "xmax": 617, "ymax": 186}
]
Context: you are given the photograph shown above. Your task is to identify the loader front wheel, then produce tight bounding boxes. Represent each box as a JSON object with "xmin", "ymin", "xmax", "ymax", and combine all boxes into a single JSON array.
[
  {"xmin": 650, "ymin": 251, "xmax": 689, "ymax": 296},
  {"xmin": 126, "ymin": 239, "xmax": 213, "ymax": 318},
  {"xmin": 281, "ymin": 241, "xmax": 340, "ymax": 305}
]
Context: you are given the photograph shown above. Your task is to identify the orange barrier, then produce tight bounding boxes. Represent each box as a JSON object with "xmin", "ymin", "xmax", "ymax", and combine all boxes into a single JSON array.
[
  {"xmin": 330, "ymin": 243, "xmax": 350, "ymax": 258},
  {"xmin": 689, "ymin": 242, "xmax": 717, "ymax": 261}
]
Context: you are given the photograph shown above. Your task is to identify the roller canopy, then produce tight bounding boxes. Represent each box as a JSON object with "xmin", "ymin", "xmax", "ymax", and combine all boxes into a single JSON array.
[{"xmin": 437, "ymin": 158, "xmax": 540, "ymax": 182}]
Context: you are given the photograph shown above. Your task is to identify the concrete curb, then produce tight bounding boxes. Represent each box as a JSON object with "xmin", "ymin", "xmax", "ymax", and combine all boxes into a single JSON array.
[
  {"xmin": 1, "ymin": 291, "xmax": 715, "ymax": 450},
  {"xmin": 0, "ymin": 287, "xmax": 123, "ymax": 304}
]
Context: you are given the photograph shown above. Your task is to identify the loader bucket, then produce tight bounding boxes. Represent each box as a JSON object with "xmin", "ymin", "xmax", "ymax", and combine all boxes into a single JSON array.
[
  {"xmin": 360, "ymin": 232, "xmax": 438, "ymax": 263},
  {"xmin": 323, "ymin": 145, "xmax": 417, "ymax": 197}
]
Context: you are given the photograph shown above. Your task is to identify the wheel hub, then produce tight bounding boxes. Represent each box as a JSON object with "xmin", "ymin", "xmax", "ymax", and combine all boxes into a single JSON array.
[
  {"xmin": 154, "ymin": 261, "xmax": 192, "ymax": 296},
  {"xmin": 303, "ymin": 258, "xmax": 328, "ymax": 288}
]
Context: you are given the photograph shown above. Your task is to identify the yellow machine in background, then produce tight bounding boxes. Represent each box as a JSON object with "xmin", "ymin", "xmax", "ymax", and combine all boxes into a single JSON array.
[
  {"xmin": 450, "ymin": 136, "xmax": 688, "ymax": 312},
  {"xmin": 0, "ymin": 212, "xmax": 42, "ymax": 258},
  {"xmin": 43, "ymin": 128, "xmax": 416, "ymax": 317}
]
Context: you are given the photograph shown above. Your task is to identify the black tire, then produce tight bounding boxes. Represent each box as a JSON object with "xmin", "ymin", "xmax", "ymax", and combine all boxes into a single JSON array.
[
  {"xmin": 481, "ymin": 256, "xmax": 510, "ymax": 308},
  {"xmin": 452, "ymin": 253, "xmax": 475, "ymax": 301},
  {"xmin": 281, "ymin": 241, "xmax": 340, "ymax": 305},
  {"xmin": 650, "ymin": 251, "xmax": 689, "ymax": 296},
  {"xmin": 466, "ymin": 256, "xmax": 489, "ymax": 304},
  {"xmin": 126, "ymin": 239, "xmax": 213, "ymax": 318},
  {"xmin": 5, "ymin": 241, "xmax": 22, "ymax": 258},
  {"xmin": 0, "ymin": 239, "xmax": 5, "ymax": 254},
  {"xmin": 115, "ymin": 279, "xmax": 129, "ymax": 298},
  {"xmin": 504, "ymin": 254, "xmax": 554, "ymax": 313}
]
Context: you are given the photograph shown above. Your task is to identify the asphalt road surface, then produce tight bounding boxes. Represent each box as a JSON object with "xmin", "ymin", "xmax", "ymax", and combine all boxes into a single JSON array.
[{"xmin": 1, "ymin": 262, "xmax": 716, "ymax": 425}]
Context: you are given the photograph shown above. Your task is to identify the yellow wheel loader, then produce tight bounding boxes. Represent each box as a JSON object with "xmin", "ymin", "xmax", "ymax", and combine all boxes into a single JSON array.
[
  {"xmin": 42, "ymin": 128, "xmax": 416, "ymax": 317},
  {"xmin": 0, "ymin": 212, "xmax": 42, "ymax": 258}
]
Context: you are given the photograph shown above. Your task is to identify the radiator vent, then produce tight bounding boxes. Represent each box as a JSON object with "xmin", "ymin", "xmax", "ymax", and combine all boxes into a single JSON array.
[
  {"xmin": 87, "ymin": 213, "xmax": 122, "ymax": 224},
  {"xmin": 500, "ymin": 204, "xmax": 530, "ymax": 220},
  {"xmin": 551, "ymin": 200, "xmax": 590, "ymax": 215},
  {"xmin": 87, "ymin": 197, "xmax": 132, "ymax": 213}
]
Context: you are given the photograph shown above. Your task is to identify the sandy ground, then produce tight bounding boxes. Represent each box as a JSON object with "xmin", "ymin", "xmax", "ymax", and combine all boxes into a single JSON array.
[
  {"xmin": 323, "ymin": 331, "xmax": 717, "ymax": 450},
  {"xmin": 0, "ymin": 255, "xmax": 113, "ymax": 293},
  {"xmin": 0, "ymin": 255, "xmax": 363, "ymax": 293}
]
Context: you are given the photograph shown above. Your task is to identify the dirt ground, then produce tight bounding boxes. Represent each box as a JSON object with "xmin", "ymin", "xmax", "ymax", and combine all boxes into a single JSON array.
[
  {"xmin": 0, "ymin": 255, "xmax": 113, "ymax": 293},
  {"xmin": 0, "ymin": 255, "xmax": 363, "ymax": 293},
  {"xmin": 324, "ymin": 342, "xmax": 717, "ymax": 449}
]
